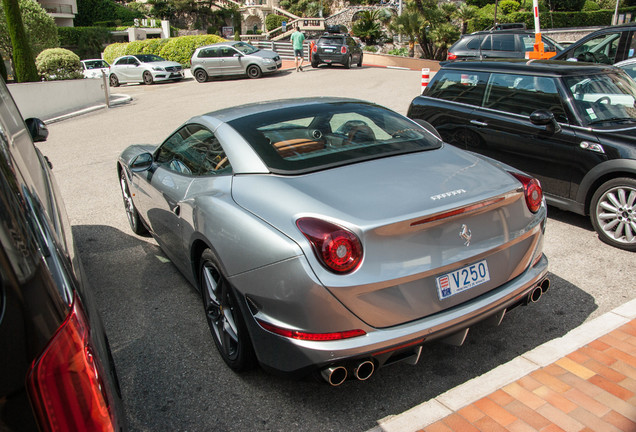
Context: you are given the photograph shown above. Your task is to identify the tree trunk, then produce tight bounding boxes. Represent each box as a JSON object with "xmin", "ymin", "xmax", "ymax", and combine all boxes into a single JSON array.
[{"xmin": 2, "ymin": 0, "xmax": 39, "ymax": 82}]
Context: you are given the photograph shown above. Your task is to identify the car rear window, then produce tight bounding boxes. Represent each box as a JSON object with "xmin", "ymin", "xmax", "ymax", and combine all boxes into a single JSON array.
[
  {"xmin": 426, "ymin": 70, "xmax": 489, "ymax": 106},
  {"xmin": 318, "ymin": 37, "xmax": 344, "ymax": 46},
  {"xmin": 227, "ymin": 101, "xmax": 441, "ymax": 174}
]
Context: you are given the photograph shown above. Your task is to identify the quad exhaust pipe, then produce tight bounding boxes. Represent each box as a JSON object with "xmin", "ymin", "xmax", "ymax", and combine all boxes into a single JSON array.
[{"xmin": 321, "ymin": 360, "xmax": 375, "ymax": 386}]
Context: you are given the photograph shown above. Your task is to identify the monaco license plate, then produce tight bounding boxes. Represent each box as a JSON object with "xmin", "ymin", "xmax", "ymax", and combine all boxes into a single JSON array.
[
  {"xmin": 436, "ymin": 260, "xmax": 490, "ymax": 300},
  {"xmin": 325, "ymin": 49, "xmax": 334, "ymax": 53}
]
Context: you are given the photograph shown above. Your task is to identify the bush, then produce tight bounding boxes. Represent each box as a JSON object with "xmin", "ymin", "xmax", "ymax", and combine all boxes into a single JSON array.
[
  {"xmin": 103, "ymin": 34, "xmax": 226, "ymax": 66},
  {"xmin": 364, "ymin": 45, "xmax": 378, "ymax": 52},
  {"xmin": 266, "ymin": 14, "xmax": 287, "ymax": 31},
  {"xmin": 499, "ymin": 0, "xmax": 520, "ymax": 15},
  {"xmin": 388, "ymin": 47, "xmax": 408, "ymax": 56},
  {"xmin": 582, "ymin": 0, "xmax": 601, "ymax": 10},
  {"xmin": 0, "ymin": 0, "xmax": 59, "ymax": 59},
  {"xmin": 36, "ymin": 48, "xmax": 83, "ymax": 80},
  {"xmin": 58, "ymin": 26, "xmax": 112, "ymax": 59},
  {"xmin": 75, "ymin": 0, "xmax": 144, "ymax": 27}
]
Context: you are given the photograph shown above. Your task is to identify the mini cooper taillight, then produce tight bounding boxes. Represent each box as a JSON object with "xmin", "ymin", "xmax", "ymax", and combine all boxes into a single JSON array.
[
  {"xmin": 27, "ymin": 295, "xmax": 116, "ymax": 432},
  {"xmin": 511, "ymin": 172, "xmax": 543, "ymax": 213},
  {"xmin": 312, "ymin": 44, "xmax": 317, "ymax": 53},
  {"xmin": 296, "ymin": 217, "xmax": 362, "ymax": 274},
  {"xmin": 341, "ymin": 46, "xmax": 348, "ymax": 54}
]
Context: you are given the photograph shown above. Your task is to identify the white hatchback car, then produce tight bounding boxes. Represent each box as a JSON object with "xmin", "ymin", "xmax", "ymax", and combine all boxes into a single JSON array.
[
  {"xmin": 81, "ymin": 59, "xmax": 110, "ymax": 79},
  {"xmin": 109, "ymin": 54, "xmax": 184, "ymax": 86}
]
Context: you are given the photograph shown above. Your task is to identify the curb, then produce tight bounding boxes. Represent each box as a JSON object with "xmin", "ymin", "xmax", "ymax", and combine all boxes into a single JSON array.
[
  {"xmin": 368, "ymin": 297, "xmax": 636, "ymax": 432},
  {"xmin": 44, "ymin": 94, "xmax": 132, "ymax": 124}
]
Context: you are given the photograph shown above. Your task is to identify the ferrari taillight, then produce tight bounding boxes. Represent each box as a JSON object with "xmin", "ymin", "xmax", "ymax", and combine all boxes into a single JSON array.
[
  {"xmin": 296, "ymin": 217, "xmax": 362, "ymax": 274},
  {"xmin": 27, "ymin": 295, "xmax": 116, "ymax": 432},
  {"xmin": 510, "ymin": 172, "xmax": 543, "ymax": 213},
  {"xmin": 341, "ymin": 46, "xmax": 347, "ymax": 54},
  {"xmin": 256, "ymin": 319, "xmax": 366, "ymax": 341}
]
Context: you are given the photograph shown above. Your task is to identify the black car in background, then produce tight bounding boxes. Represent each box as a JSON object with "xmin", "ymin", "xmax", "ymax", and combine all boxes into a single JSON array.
[
  {"xmin": 311, "ymin": 32, "xmax": 363, "ymax": 69},
  {"xmin": 554, "ymin": 23, "xmax": 636, "ymax": 65},
  {"xmin": 0, "ymin": 77, "xmax": 126, "ymax": 430},
  {"xmin": 408, "ymin": 60, "xmax": 636, "ymax": 251},
  {"xmin": 447, "ymin": 30, "xmax": 563, "ymax": 61}
]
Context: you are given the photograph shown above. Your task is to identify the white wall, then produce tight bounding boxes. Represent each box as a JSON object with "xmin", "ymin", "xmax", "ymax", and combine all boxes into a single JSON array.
[{"xmin": 8, "ymin": 78, "xmax": 107, "ymax": 122}]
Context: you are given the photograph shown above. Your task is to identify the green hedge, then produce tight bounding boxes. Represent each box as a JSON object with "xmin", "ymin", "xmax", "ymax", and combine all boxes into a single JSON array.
[
  {"xmin": 468, "ymin": 7, "xmax": 636, "ymax": 32},
  {"xmin": 103, "ymin": 34, "xmax": 226, "ymax": 66},
  {"xmin": 265, "ymin": 14, "xmax": 286, "ymax": 31}
]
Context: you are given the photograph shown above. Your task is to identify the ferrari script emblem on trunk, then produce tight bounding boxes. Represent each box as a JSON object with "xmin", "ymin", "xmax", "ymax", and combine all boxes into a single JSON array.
[{"xmin": 459, "ymin": 224, "xmax": 472, "ymax": 246}]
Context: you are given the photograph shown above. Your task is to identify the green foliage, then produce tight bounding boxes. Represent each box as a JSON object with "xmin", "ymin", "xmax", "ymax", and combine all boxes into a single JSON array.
[
  {"xmin": 551, "ymin": 0, "xmax": 586, "ymax": 11},
  {"xmin": 0, "ymin": 0, "xmax": 59, "ymax": 62},
  {"xmin": 352, "ymin": 10, "xmax": 384, "ymax": 44},
  {"xmin": 266, "ymin": 14, "xmax": 286, "ymax": 31},
  {"xmin": 1, "ymin": 0, "xmax": 39, "ymax": 82},
  {"xmin": 103, "ymin": 34, "xmax": 226, "ymax": 66},
  {"xmin": 75, "ymin": 0, "xmax": 144, "ymax": 27},
  {"xmin": 58, "ymin": 26, "xmax": 112, "ymax": 59},
  {"xmin": 582, "ymin": 0, "xmax": 600, "ymax": 10},
  {"xmin": 363, "ymin": 45, "xmax": 378, "ymax": 52},
  {"xmin": 499, "ymin": 0, "xmax": 520, "ymax": 14},
  {"xmin": 388, "ymin": 47, "xmax": 408, "ymax": 56},
  {"xmin": 36, "ymin": 48, "xmax": 83, "ymax": 80}
]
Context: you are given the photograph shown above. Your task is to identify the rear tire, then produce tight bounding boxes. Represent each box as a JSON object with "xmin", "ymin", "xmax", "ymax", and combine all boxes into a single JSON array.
[
  {"xmin": 357, "ymin": 53, "xmax": 363, "ymax": 67},
  {"xmin": 194, "ymin": 69, "xmax": 208, "ymax": 83},
  {"xmin": 590, "ymin": 177, "xmax": 636, "ymax": 251},
  {"xmin": 311, "ymin": 60, "xmax": 319, "ymax": 68},
  {"xmin": 246, "ymin": 65, "xmax": 262, "ymax": 79},
  {"xmin": 344, "ymin": 55, "xmax": 351, "ymax": 69},
  {"xmin": 199, "ymin": 249, "xmax": 256, "ymax": 371}
]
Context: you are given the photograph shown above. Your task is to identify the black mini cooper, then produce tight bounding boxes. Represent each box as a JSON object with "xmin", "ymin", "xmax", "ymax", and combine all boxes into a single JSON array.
[{"xmin": 408, "ymin": 60, "xmax": 636, "ymax": 251}]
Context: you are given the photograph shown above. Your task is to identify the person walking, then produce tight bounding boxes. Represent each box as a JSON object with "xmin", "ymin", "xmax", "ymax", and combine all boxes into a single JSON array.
[{"xmin": 290, "ymin": 26, "xmax": 305, "ymax": 72}]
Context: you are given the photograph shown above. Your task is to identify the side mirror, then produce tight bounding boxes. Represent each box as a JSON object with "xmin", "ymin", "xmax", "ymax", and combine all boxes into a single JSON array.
[
  {"xmin": 530, "ymin": 109, "xmax": 561, "ymax": 135},
  {"xmin": 233, "ymin": 53, "xmax": 243, "ymax": 58},
  {"xmin": 25, "ymin": 118, "xmax": 48, "ymax": 142},
  {"xmin": 130, "ymin": 152, "xmax": 154, "ymax": 172}
]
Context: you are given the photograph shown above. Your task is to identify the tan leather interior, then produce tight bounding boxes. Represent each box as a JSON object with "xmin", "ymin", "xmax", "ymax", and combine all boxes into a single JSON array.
[{"xmin": 274, "ymin": 138, "xmax": 325, "ymax": 158}]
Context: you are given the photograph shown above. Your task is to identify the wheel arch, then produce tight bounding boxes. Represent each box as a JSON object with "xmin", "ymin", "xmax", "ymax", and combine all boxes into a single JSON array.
[{"xmin": 576, "ymin": 159, "xmax": 636, "ymax": 215}]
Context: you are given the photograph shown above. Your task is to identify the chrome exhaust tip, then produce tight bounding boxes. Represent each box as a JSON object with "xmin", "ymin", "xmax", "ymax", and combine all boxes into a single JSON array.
[
  {"xmin": 353, "ymin": 360, "xmax": 375, "ymax": 381},
  {"xmin": 321, "ymin": 366, "xmax": 347, "ymax": 386},
  {"xmin": 529, "ymin": 285, "xmax": 542, "ymax": 303},
  {"xmin": 540, "ymin": 278, "xmax": 550, "ymax": 294}
]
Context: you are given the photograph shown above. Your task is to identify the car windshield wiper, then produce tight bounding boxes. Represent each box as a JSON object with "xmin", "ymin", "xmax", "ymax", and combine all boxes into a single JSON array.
[{"xmin": 588, "ymin": 117, "xmax": 636, "ymax": 125}]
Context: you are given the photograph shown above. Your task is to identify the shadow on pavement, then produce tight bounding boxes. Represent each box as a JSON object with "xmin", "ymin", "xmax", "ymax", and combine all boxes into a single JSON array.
[{"xmin": 72, "ymin": 224, "xmax": 598, "ymax": 432}]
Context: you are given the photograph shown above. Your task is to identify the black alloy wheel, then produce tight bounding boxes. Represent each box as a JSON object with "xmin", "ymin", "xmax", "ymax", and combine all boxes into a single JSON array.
[
  {"xmin": 119, "ymin": 170, "xmax": 148, "ymax": 235},
  {"xmin": 143, "ymin": 71, "xmax": 154, "ymax": 85},
  {"xmin": 199, "ymin": 249, "xmax": 256, "ymax": 371},
  {"xmin": 109, "ymin": 74, "xmax": 120, "ymax": 87},
  {"xmin": 590, "ymin": 177, "xmax": 636, "ymax": 251}
]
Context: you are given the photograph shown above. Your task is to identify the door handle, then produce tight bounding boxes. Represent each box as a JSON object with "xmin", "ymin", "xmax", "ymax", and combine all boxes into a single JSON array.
[{"xmin": 470, "ymin": 120, "xmax": 488, "ymax": 127}]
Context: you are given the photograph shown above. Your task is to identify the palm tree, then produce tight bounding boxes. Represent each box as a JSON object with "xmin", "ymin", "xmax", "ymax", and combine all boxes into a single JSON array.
[
  {"xmin": 388, "ymin": 9, "xmax": 423, "ymax": 57},
  {"xmin": 454, "ymin": 3, "xmax": 477, "ymax": 35},
  {"xmin": 352, "ymin": 10, "xmax": 384, "ymax": 44}
]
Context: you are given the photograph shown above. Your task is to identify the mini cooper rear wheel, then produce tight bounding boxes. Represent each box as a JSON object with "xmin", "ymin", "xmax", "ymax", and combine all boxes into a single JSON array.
[
  {"xmin": 590, "ymin": 177, "xmax": 636, "ymax": 251},
  {"xmin": 246, "ymin": 65, "xmax": 262, "ymax": 79},
  {"xmin": 109, "ymin": 74, "xmax": 120, "ymax": 87},
  {"xmin": 344, "ymin": 55, "xmax": 351, "ymax": 69},
  {"xmin": 119, "ymin": 170, "xmax": 147, "ymax": 235},
  {"xmin": 311, "ymin": 60, "xmax": 319, "ymax": 68},
  {"xmin": 199, "ymin": 249, "xmax": 256, "ymax": 371},
  {"xmin": 357, "ymin": 54, "xmax": 363, "ymax": 67},
  {"xmin": 194, "ymin": 69, "xmax": 208, "ymax": 83},
  {"xmin": 143, "ymin": 71, "xmax": 154, "ymax": 85}
]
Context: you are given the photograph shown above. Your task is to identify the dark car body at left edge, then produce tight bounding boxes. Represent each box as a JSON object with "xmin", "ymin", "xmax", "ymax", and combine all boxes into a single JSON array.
[{"xmin": 0, "ymin": 77, "xmax": 126, "ymax": 431}]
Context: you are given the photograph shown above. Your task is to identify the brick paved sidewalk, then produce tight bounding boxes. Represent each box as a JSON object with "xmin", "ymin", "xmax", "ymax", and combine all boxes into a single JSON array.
[
  {"xmin": 372, "ymin": 299, "xmax": 636, "ymax": 432},
  {"xmin": 422, "ymin": 319, "xmax": 636, "ymax": 432}
]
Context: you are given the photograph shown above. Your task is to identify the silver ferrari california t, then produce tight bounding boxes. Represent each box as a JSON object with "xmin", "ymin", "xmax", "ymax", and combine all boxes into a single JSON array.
[{"xmin": 117, "ymin": 98, "xmax": 549, "ymax": 385}]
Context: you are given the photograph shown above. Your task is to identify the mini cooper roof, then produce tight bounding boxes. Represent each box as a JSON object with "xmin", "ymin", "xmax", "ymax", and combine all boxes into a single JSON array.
[{"xmin": 440, "ymin": 59, "xmax": 620, "ymax": 76}]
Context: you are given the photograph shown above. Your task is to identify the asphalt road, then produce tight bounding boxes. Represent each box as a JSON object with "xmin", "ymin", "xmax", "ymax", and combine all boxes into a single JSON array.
[{"xmin": 41, "ymin": 66, "xmax": 635, "ymax": 432}]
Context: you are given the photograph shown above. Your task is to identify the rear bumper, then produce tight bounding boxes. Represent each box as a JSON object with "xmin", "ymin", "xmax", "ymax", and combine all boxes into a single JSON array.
[
  {"xmin": 234, "ymin": 253, "xmax": 549, "ymax": 376},
  {"xmin": 313, "ymin": 53, "xmax": 347, "ymax": 65}
]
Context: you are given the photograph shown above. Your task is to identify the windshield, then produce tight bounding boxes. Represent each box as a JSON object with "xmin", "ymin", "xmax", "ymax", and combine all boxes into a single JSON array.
[
  {"xmin": 134, "ymin": 54, "xmax": 165, "ymax": 63},
  {"xmin": 232, "ymin": 42, "xmax": 258, "ymax": 55},
  {"xmin": 227, "ymin": 101, "xmax": 441, "ymax": 174},
  {"xmin": 83, "ymin": 60, "xmax": 109, "ymax": 69},
  {"xmin": 564, "ymin": 72, "xmax": 636, "ymax": 126}
]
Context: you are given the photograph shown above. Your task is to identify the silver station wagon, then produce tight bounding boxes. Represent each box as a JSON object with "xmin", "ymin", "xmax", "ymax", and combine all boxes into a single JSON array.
[{"xmin": 190, "ymin": 41, "xmax": 282, "ymax": 82}]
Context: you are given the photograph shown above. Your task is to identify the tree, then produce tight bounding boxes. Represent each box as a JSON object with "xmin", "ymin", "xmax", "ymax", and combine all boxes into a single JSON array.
[
  {"xmin": 352, "ymin": 10, "xmax": 384, "ymax": 44},
  {"xmin": 454, "ymin": 3, "xmax": 478, "ymax": 34},
  {"xmin": 388, "ymin": 8, "xmax": 423, "ymax": 57},
  {"xmin": 1, "ymin": 0, "xmax": 39, "ymax": 81},
  {"xmin": 0, "ymin": 0, "xmax": 58, "ymax": 80}
]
